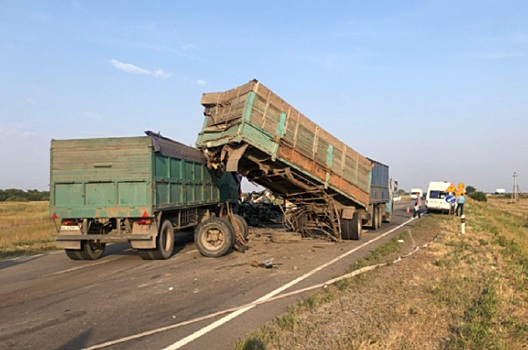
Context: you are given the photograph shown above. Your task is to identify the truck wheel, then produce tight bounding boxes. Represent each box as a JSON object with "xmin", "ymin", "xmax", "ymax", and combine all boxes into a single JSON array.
[
  {"xmin": 351, "ymin": 213, "xmax": 363, "ymax": 240},
  {"xmin": 371, "ymin": 206, "xmax": 379, "ymax": 230},
  {"xmin": 342, "ymin": 213, "xmax": 362, "ymax": 240},
  {"xmin": 232, "ymin": 214, "xmax": 249, "ymax": 240},
  {"xmin": 137, "ymin": 250, "xmax": 154, "ymax": 260},
  {"xmin": 65, "ymin": 249, "xmax": 84, "ymax": 260},
  {"xmin": 150, "ymin": 220, "xmax": 175, "ymax": 260},
  {"xmin": 195, "ymin": 218, "xmax": 234, "ymax": 257},
  {"xmin": 79, "ymin": 240, "xmax": 106, "ymax": 260},
  {"xmin": 377, "ymin": 207, "xmax": 383, "ymax": 228}
]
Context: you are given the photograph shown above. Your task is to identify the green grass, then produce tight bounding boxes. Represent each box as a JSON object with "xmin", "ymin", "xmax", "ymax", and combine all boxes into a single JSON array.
[{"xmin": 443, "ymin": 199, "xmax": 528, "ymax": 347}]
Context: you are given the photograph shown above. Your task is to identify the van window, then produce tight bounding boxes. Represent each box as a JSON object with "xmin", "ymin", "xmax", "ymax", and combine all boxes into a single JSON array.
[{"xmin": 429, "ymin": 190, "xmax": 448, "ymax": 199}]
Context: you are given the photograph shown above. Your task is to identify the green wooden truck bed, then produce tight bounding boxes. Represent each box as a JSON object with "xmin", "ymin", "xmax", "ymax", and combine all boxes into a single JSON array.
[{"xmin": 50, "ymin": 132, "xmax": 242, "ymax": 260}]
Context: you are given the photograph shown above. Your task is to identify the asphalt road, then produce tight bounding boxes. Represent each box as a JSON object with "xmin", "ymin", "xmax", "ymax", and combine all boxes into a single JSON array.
[{"xmin": 0, "ymin": 201, "xmax": 418, "ymax": 350}]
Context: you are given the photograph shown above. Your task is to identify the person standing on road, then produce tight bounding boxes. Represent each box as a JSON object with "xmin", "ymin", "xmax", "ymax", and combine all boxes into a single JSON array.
[
  {"xmin": 413, "ymin": 196, "xmax": 422, "ymax": 218},
  {"xmin": 456, "ymin": 193, "xmax": 465, "ymax": 216}
]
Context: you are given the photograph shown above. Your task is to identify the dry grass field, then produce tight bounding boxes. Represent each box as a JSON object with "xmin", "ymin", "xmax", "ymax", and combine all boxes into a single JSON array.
[
  {"xmin": 488, "ymin": 196, "xmax": 528, "ymax": 219},
  {"xmin": 0, "ymin": 201, "xmax": 56, "ymax": 259},
  {"xmin": 237, "ymin": 198, "xmax": 528, "ymax": 349}
]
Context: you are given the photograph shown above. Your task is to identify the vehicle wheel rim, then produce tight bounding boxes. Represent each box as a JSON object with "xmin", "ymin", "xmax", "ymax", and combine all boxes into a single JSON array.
[{"xmin": 202, "ymin": 228, "xmax": 224, "ymax": 250}]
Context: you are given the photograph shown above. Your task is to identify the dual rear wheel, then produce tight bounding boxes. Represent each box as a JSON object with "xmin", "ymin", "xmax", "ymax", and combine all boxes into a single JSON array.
[
  {"xmin": 65, "ymin": 240, "xmax": 106, "ymax": 260},
  {"xmin": 138, "ymin": 219, "xmax": 175, "ymax": 260},
  {"xmin": 371, "ymin": 206, "xmax": 383, "ymax": 230},
  {"xmin": 341, "ymin": 212, "xmax": 362, "ymax": 240}
]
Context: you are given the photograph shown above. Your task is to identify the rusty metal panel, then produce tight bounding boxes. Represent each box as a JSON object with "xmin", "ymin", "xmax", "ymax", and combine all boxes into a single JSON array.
[{"xmin": 368, "ymin": 158, "xmax": 390, "ymax": 203}]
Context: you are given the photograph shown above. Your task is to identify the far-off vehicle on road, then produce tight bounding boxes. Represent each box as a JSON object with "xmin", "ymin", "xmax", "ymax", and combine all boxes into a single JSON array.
[
  {"xmin": 49, "ymin": 132, "xmax": 246, "ymax": 260},
  {"xmin": 196, "ymin": 79, "xmax": 396, "ymax": 241},
  {"xmin": 410, "ymin": 188, "xmax": 423, "ymax": 200}
]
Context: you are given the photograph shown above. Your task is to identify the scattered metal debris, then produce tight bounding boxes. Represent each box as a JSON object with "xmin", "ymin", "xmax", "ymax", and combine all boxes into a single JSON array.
[
  {"xmin": 239, "ymin": 190, "xmax": 283, "ymax": 227},
  {"xmin": 250, "ymin": 258, "xmax": 276, "ymax": 269}
]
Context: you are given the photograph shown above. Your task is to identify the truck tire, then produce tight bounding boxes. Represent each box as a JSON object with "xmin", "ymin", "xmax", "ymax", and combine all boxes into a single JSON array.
[
  {"xmin": 65, "ymin": 249, "xmax": 84, "ymax": 260},
  {"xmin": 341, "ymin": 219, "xmax": 352, "ymax": 240},
  {"xmin": 371, "ymin": 206, "xmax": 379, "ymax": 230},
  {"xmin": 150, "ymin": 220, "xmax": 175, "ymax": 260},
  {"xmin": 137, "ymin": 249, "xmax": 154, "ymax": 260},
  {"xmin": 79, "ymin": 240, "xmax": 106, "ymax": 260},
  {"xmin": 341, "ymin": 213, "xmax": 362, "ymax": 240},
  {"xmin": 231, "ymin": 214, "xmax": 249, "ymax": 240},
  {"xmin": 195, "ymin": 218, "xmax": 234, "ymax": 257},
  {"xmin": 377, "ymin": 206, "xmax": 383, "ymax": 228},
  {"xmin": 137, "ymin": 220, "xmax": 175, "ymax": 260}
]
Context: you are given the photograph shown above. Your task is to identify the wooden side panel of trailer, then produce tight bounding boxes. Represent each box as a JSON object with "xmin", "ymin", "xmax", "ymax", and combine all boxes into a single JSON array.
[{"xmin": 197, "ymin": 80, "xmax": 372, "ymax": 209}]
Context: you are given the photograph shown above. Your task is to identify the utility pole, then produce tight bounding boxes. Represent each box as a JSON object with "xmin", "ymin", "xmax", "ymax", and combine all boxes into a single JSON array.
[{"xmin": 512, "ymin": 172, "xmax": 518, "ymax": 203}]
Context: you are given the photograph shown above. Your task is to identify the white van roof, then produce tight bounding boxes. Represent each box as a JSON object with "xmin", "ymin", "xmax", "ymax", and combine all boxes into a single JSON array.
[{"xmin": 427, "ymin": 181, "xmax": 451, "ymax": 191}]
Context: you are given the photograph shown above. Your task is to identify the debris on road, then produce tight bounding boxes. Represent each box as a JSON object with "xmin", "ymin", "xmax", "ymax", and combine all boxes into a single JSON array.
[{"xmin": 250, "ymin": 258, "xmax": 276, "ymax": 269}]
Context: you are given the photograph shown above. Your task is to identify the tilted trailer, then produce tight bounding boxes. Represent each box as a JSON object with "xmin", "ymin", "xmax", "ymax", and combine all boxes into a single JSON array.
[
  {"xmin": 50, "ymin": 131, "xmax": 246, "ymax": 260},
  {"xmin": 196, "ymin": 80, "xmax": 395, "ymax": 240}
]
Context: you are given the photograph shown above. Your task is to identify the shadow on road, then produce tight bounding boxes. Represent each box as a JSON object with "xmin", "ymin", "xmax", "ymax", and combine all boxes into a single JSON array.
[
  {"xmin": 101, "ymin": 231, "xmax": 195, "ymax": 259},
  {"xmin": 0, "ymin": 254, "xmax": 47, "ymax": 270},
  {"xmin": 57, "ymin": 329, "xmax": 93, "ymax": 350}
]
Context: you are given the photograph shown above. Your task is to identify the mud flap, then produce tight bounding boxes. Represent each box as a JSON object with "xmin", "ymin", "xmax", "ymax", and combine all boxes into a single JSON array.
[
  {"xmin": 342, "ymin": 207, "xmax": 356, "ymax": 219},
  {"xmin": 55, "ymin": 241, "xmax": 81, "ymax": 249}
]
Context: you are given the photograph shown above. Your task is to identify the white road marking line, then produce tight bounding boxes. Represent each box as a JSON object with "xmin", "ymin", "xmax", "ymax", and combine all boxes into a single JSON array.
[
  {"xmin": 1, "ymin": 254, "xmax": 45, "ymax": 262},
  {"xmin": 83, "ymin": 217, "xmax": 415, "ymax": 350}
]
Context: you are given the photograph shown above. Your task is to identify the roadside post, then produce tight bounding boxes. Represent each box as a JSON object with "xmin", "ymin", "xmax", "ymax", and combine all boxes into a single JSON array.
[{"xmin": 460, "ymin": 215, "xmax": 466, "ymax": 234}]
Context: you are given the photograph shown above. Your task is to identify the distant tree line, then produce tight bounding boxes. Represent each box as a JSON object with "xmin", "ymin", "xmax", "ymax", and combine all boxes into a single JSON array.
[
  {"xmin": 0, "ymin": 189, "xmax": 50, "ymax": 202},
  {"xmin": 465, "ymin": 185, "xmax": 487, "ymax": 202}
]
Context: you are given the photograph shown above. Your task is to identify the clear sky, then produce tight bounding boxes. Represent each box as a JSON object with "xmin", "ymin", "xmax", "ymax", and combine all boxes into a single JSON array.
[{"xmin": 1, "ymin": 0, "xmax": 526, "ymax": 193}]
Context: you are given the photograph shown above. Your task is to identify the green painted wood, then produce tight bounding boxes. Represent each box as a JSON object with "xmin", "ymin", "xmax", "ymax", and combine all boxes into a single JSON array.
[
  {"xmin": 242, "ymin": 91, "xmax": 257, "ymax": 122},
  {"xmin": 50, "ymin": 136, "xmax": 236, "ymax": 220},
  {"xmin": 197, "ymin": 80, "xmax": 374, "ymax": 209},
  {"xmin": 277, "ymin": 112, "xmax": 287, "ymax": 138},
  {"xmin": 326, "ymin": 144, "xmax": 334, "ymax": 168}
]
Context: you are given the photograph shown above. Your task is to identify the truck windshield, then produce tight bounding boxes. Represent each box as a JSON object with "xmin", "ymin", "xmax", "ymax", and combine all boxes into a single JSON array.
[{"xmin": 429, "ymin": 190, "xmax": 448, "ymax": 199}]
